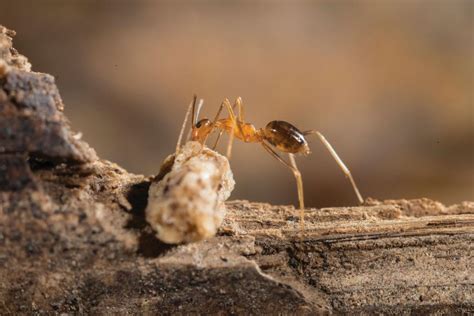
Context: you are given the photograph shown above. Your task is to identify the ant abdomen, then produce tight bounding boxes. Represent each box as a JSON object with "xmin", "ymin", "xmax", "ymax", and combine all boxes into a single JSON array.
[{"xmin": 263, "ymin": 121, "xmax": 311, "ymax": 155}]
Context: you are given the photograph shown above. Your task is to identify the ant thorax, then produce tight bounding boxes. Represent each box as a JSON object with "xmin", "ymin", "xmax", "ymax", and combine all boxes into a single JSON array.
[{"xmin": 214, "ymin": 119, "xmax": 260, "ymax": 143}]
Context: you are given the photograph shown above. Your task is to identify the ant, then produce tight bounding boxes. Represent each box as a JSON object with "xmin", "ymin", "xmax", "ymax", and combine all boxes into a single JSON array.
[{"xmin": 175, "ymin": 95, "xmax": 363, "ymax": 225}]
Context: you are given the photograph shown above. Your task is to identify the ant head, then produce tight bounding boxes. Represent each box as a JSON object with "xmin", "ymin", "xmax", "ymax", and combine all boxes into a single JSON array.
[
  {"xmin": 188, "ymin": 95, "xmax": 213, "ymax": 142},
  {"xmin": 196, "ymin": 118, "xmax": 211, "ymax": 128},
  {"xmin": 192, "ymin": 118, "xmax": 213, "ymax": 142}
]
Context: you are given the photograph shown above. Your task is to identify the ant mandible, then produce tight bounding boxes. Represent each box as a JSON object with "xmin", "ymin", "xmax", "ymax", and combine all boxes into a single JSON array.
[{"xmin": 175, "ymin": 95, "xmax": 364, "ymax": 225}]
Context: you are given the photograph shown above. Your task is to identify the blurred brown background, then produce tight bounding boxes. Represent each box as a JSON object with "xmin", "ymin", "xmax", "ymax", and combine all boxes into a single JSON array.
[{"xmin": 2, "ymin": 0, "xmax": 473, "ymax": 207}]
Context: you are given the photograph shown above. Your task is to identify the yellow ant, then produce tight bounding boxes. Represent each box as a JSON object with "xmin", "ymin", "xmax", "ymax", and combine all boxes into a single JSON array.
[{"xmin": 175, "ymin": 95, "xmax": 363, "ymax": 225}]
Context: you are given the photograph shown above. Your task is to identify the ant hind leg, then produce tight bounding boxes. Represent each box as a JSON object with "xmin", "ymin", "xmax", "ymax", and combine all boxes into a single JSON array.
[{"xmin": 305, "ymin": 130, "xmax": 364, "ymax": 204}]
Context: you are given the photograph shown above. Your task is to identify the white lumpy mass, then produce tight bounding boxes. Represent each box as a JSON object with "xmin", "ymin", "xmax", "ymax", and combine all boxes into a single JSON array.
[{"xmin": 146, "ymin": 141, "xmax": 235, "ymax": 244}]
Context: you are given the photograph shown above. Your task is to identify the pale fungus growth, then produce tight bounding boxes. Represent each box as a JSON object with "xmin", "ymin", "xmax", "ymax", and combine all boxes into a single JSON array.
[{"xmin": 145, "ymin": 141, "xmax": 235, "ymax": 244}]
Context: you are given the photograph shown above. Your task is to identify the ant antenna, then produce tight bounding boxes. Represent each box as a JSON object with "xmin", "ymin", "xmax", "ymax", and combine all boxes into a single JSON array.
[
  {"xmin": 185, "ymin": 98, "xmax": 204, "ymax": 145},
  {"xmin": 191, "ymin": 95, "xmax": 197, "ymax": 127},
  {"xmin": 195, "ymin": 99, "xmax": 204, "ymax": 125},
  {"xmin": 175, "ymin": 96, "xmax": 195, "ymax": 153}
]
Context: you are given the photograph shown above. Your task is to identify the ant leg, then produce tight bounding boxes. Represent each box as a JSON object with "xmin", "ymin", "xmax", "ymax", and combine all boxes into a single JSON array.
[
  {"xmin": 210, "ymin": 98, "xmax": 245, "ymax": 158},
  {"xmin": 261, "ymin": 142, "xmax": 305, "ymax": 227},
  {"xmin": 304, "ymin": 130, "xmax": 364, "ymax": 204},
  {"xmin": 234, "ymin": 97, "xmax": 244, "ymax": 122},
  {"xmin": 212, "ymin": 130, "xmax": 224, "ymax": 150},
  {"xmin": 288, "ymin": 153, "xmax": 305, "ymax": 214},
  {"xmin": 222, "ymin": 99, "xmax": 244, "ymax": 159},
  {"xmin": 175, "ymin": 95, "xmax": 196, "ymax": 154},
  {"xmin": 212, "ymin": 100, "xmax": 226, "ymax": 123},
  {"xmin": 226, "ymin": 129, "xmax": 235, "ymax": 158},
  {"xmin": 201, "ymin": 100, "xmax": 226, "ymax": 147},
  {"xmin": 222, "ymin": 99, "xmax": 245, "ymax": 137},
  {"xmin": 205, "ymin": 98, "xmax": 233, "ymax": 149}
]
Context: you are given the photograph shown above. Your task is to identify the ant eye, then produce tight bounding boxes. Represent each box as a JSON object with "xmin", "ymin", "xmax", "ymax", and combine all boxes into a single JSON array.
[{"xmin": 196, "ymin": 119, "xmax": 210, "ymax": 128}]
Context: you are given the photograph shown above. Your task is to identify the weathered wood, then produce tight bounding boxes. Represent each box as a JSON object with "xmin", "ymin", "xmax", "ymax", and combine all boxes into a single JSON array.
[
  {"xmin": 224, "ymin": 200, "xmax": 473, "ymax": 314},
  {"xmin": 0, "ymin": 25, "xmax": 472, "ymax": 315}
]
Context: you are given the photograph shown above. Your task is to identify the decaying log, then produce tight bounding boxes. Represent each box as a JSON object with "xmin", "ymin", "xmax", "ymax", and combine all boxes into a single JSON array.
[{"xmin": 0, "ymin": 25, "xmax": 473, "ymax": 315}]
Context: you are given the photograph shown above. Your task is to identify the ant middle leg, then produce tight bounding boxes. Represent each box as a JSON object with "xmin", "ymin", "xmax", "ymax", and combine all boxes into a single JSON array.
[
  {"xmin": 212, "ymin": 97, "xmax": 246, "ymax": 152},
  {"xmin": 288, "ymin": 153, "xmax": 305, "ymax": 211},
  {"xmin": 261, "ymin": 142, "xmax": 305, "ymax": 226},
  {"xmin": 234, "ymin": 97, "xmax": 244, "ymax": 121},
  {"xmin": 216, "ymin": 99, "xmax": 244, "ymax": 159}
]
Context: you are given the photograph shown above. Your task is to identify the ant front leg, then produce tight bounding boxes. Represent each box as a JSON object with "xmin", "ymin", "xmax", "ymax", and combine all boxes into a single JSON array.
[
  {"xmin": 206, "ymin": 100, "xmax": 224, "ymax": 147},
  {"xmin": 212, "ymin": 130, "xmax": 224, "ymax": 150},
  {"xmin": 261, "ymin": 142, "xmax": 305, "ymax": 228}
]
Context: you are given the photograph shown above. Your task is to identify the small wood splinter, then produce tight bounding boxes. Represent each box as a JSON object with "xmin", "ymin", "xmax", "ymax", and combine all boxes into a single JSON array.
[{"xmin": 188, "ymin": 96, "xmax": 364, "ymax": 226}]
